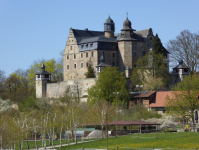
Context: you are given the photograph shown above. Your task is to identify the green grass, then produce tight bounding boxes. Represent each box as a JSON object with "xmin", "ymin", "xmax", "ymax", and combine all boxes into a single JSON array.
[
  {"xmin": 15, "ymin": 138, "xmax": 96, "ymax": 150},
  {"xmin": 59, "ymin": 132, "xmax": 199, "ymax": 150}
]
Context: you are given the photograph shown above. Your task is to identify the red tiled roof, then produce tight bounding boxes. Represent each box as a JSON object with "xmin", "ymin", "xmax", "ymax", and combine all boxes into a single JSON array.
[
  {"xmin": 110, "ymin": 121, "xmax": 160, "ymax": 125},
  {"xmin": 149, "ymin": 91, "xmax": 173, "ymax": 108}
]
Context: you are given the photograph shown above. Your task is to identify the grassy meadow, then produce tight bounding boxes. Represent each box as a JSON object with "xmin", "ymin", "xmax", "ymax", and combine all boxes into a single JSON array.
[{"xmin": 59, "ymin": 132, "xmax": 199, "ymax": 150}]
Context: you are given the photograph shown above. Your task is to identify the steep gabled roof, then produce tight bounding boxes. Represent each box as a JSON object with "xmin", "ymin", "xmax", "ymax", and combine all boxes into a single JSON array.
[
  {"xmin": 72, "ymin": 29, "xmax": 104, "ymax": 43},
  {"xmin": 149, "ymin": 91, "xmax": 173, "ymax": 108}
]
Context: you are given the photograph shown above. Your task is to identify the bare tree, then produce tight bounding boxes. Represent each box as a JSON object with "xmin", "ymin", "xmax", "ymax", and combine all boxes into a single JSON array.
[{"xmin": 167, "ymin": 30, "xmax": 199, "ymax": 73}]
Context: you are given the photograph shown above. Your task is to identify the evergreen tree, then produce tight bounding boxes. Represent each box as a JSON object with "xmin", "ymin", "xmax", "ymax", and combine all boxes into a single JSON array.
[
  {"xmin": 84, "ymin": 58, "xmax": 95, "ymax": 78},
  {"xmin": 152, "ymin": 34, "xmax": 164, "ymax": 54}
]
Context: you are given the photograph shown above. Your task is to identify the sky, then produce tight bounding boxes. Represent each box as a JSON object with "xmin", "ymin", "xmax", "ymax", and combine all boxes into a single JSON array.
[{"xmin": 0, "ymin": 0, "xmax": 199, "ymax": 77}]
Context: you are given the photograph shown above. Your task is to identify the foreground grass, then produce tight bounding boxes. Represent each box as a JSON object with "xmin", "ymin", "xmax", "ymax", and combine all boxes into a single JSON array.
[
  {"xmin": 15, "ymin": 138, "xmax": 96, "ymax": 150},
  {"xmin": 60, "ymin": 132, "xmax": 199, "ymax": 150}
]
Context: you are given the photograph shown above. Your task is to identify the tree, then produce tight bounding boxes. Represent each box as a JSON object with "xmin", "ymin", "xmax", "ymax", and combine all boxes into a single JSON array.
[
  {"xmin": 152, "ymin": 34, "xmax": 164, "ymax": 54},
  {"xmin": 131, "ymin": 50, "xmax": 168, "ymax": 91},
  {"xmin": 0, "ymin": 70, "xmax": 8, "ymax": 100},
  {"xmin": 167, "ymin": 30, "xmax": 199, "ymax": 74},
  {"xmin": 28, "ymin": 58, "xmax": 63, "ymax": 88},
  {"xmin": 84, "ymin": 58, "xmax": 95, "ymax": 78},
  {"xmin": 5, "ymin": 70, "xmax": 34, "ymax": 103},
  {"xmin": 87, "ymin": 67, "xmax": 130, "ymax": 106},
  {"xmin": 165, "ymin": 75, "xmax": 199, "ymax": 123}
]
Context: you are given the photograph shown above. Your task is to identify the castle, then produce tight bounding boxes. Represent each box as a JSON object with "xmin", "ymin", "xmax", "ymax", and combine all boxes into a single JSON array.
[
  {"xmin": 35, "ymin": 16, "xmax": 189, "ymax": 99},
  {"xmin": 63, "ymin": 16, "xmax": 169, "ymax": 80}
]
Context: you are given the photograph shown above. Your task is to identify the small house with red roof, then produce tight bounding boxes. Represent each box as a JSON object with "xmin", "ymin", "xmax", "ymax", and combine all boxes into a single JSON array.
[{"xmin": 129, "ymin": 91, "xmax": 175, "ymax": 114}]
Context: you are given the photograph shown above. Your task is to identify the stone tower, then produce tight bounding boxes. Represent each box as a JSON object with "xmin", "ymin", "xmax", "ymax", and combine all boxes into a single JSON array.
[
  {"xmin": 36, "ymin": 64, "xmax": 51, "ymax": 98},
  {"xmin": 104, "ymin": 16, "xmax": 115, "ymax": 38},
  {"xmin": 118, "ymin": 17, "xmax": 135, "ymax": 76},
  {"xmin": 172, "ymin": 60, "xmax": 189, "ymax": 83}
]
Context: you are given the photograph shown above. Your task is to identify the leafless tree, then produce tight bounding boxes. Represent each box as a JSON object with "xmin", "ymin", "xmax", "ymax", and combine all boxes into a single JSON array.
[{"xmin": 167, "ymin": 30, "xmax": 199, "ymax": 73}]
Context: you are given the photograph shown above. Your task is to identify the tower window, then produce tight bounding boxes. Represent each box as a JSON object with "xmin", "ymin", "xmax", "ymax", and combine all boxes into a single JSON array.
[
  {"xmin": 67, "ymin": 65, "xmax": 69, "ymax": 70},
  {"xmin": 81, "ymin": 63, "xmax": 83, "ymax": 68},
  {"xmin": 112, "ymin": 53, "xmax": 115, "ymax": 58},
  {"xmin": 67, "ymin": 55, "xmax": 69, "ymax": 60},
  {"xmin": 92, "ymin": 52, "xmax": 94, "ymax": 57},
  {"xmin": 71, "ymin": 46, "xmax": 72, "ymax": 50},
  {"xmin": 184, "ymin": 69, "xmax": 188, "ymax": 72},
  {"xmin": 74, "ymin": 54, "xmax": 76, "ymax": 59},
  {"xmin": 81, "ymin": 53, "xmax": 83, "ymax": 58},
  {"xmin": 86, "ymin": 53, "xmax": 88, "ymax": 57},
  {"xmin": 133, "ymin": 52, "xmax": 136, "ymax": 56},
  {"xmin": 142, "ymin": 51, "xmax": 145, "ymax": 56},
  {"xmin": 74, "ymin": 64, "xmax": 76, "ymax": 69}
]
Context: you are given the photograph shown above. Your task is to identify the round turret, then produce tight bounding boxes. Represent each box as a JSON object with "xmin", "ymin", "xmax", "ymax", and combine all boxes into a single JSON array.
[
  {"xmin": 105, "ymin": 16, "xmax": 114, "ymax": 24},
  {"xmin": 104, "ymin": 16, "xmax": 115, "ymax": 38},
  {"xmin": 123, "ymin": 17, "xmax": 132, "ymax": 30}
]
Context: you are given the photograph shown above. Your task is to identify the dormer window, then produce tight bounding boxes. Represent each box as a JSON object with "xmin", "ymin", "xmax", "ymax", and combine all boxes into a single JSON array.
[
  {"xmin": 86, "ymin": 44, "xmax": 88, "ymax": 48},
  {"xmin": 81, "ymin": 44, "xmax": 84, "ymax": 48},
  {"xmin": 90, "ymin": 43, "xmax": 93, "ymax": 47}
]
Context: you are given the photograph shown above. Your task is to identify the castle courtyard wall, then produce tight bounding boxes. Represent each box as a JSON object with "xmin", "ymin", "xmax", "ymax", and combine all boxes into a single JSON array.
[{"xmin": 46, "ymin": 78, "xmax": 96, "ymax": 99}]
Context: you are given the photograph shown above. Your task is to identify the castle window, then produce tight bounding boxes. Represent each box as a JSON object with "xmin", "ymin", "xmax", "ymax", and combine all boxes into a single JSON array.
[
  {"xmin": 71, "ymin": 46, "xmax": 72, "ymax": 50},
  {"xmin": 74, "ymin": 64, "xmax": 76, "ymax": 69},
  {"xmin": 92, "ymin": 52, "xmax": 94, "ymax": 57},
  {"xmin": 67, "ymin": 65, "xmax": 69, "ymax": 70},
  {"xmin": 142, "ymin": 51, "xmax": 145, "ymax": 56},
  {"xmin": 112, "ymin": 62, "xmax": 115, "ymax": 66},
  {"xmin": 112, "ymin": 53, "xmax": 115, "ymax": 58},
  {"xmin": 74, "ymin": 54, "xmax": 76, "ymax": 59},
  {"xmin": 81, "ymin": 63, "xmax": 83, "ymax": 68},
  {"xmin": 133, "ymin": 52, "xmax": 136, "ymax": 56},
  {"xmin": 184, "ymin": 69, "xmax": 188, "ymax": 72},
  {"xmin": 81, "ymin": 53, "xmax": 83, "ymax": 58},
  {"xmin": 67, "ymin": 55, "xmax": 69, "ymax": 60},
  {"xmin": 86, "ymin": 53, "xmax": 88, "ymax": 57}
]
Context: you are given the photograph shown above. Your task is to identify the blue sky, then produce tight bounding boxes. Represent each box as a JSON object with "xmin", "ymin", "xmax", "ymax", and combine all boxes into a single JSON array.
[{"xmin": 0, "ymin": 0, "xmax": 199, "ymax": 77}]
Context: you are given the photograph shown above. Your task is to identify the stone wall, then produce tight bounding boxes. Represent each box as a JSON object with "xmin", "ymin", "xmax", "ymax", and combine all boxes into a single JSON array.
[{"xmin": 46, "ymin": 78, "xmax": 96, "ymax": 99}]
